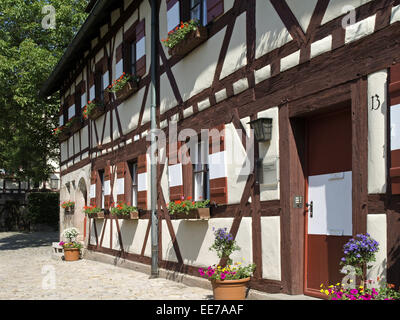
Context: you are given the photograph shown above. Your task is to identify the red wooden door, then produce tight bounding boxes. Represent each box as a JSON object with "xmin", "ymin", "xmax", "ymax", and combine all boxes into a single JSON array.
[{"xmin": 304, "ymin": 108, "xmax": 353, "ymax": 297}]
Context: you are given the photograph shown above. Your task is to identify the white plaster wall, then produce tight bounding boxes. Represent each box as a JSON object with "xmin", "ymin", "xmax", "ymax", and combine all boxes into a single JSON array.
[
  {"xmin": 224, "ymin": 0, "xmax": 234, "ymax": 11},
  {"xmin": 321, "ymin": 0, "xmax": 374, "ymax": 25},
  {"xmin": 219, "ymin": 12, "xmax": 247, "ymax": 80},
  {"xmin": 345, "ymin": 15, "xmax": 376, "ymax": 44},
  {"xmin": 68, "ymin": 136, "xmax": 73, "ymax": 157},
  {"xmin": 59, "ymin": 163, "xmax": 91, "ymax": 242},
  {"xmin": 117, "ymin": 86, "xmax": 146, "ymax": 135},
  {"xmin": 286, "ymin": 0, "xmax": 318, "ymax": 33},
  {"xmin": 261, "ymin": 216, "xmax": 281, "ymax": 281},
  {"xmin": 111, "ymin": 8, "xmax": 121, "ymax": 26},
  {"xmin": 255, "ymin": 1, "xmax": 292, "ymax": 59},
  {"xmin": 81, "ymin": 125, "xmax": 89, "ymax": 150},
  {"xmin": 171, "ymin": 28, "xmax": 224, "ymax": 102},
  {"xmin": 160, "ymin": 72, "xmax": 178, "ymax": 115},
  {"xmin": 124, "ymin": 9, "xmax": 138, "ymax": 31},
  {"xmin": 112, "ymin": 219, "xmax": 151, "ymax": 257},
  {"xmin": 258, "ymin": 107, "xmax": 280, "ymax": 201},
  {"xmin": 368, "ymin": 70, "xmax": 387, "ymax": 194},
  {"xmin": 73, "ymin": 131, "xmax": 80, "ymax": 157},
  {"xmin": 162, "ymin": 218, "xmax": 253, "ymax": 268},
  {"xmin": 367, "ymin": 214, "xmax": 387, "ymax": 283},
  {"xmin": 60, "ymin": 141, "xmax": 68, "ymax": 162},
  {"xmin": 224, "ymin": 123, "xmax": 250, "ymax": 205}
]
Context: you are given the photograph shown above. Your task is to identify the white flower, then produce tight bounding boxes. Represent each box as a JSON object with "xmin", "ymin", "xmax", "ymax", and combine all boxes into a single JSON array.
[{"xmin": 63, "ymin": 227, "xmax": 79, "ymax": 240}]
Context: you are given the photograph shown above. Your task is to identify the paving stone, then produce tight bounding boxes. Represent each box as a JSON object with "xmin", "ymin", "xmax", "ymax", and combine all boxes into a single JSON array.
[{"xmin": 0, "ymin": 232, "xmax": 212, "ymax": 300}]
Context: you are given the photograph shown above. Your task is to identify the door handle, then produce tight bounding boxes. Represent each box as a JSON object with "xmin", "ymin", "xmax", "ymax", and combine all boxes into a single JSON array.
[{"xmin": 306, "ymin": 201, "xmax": 313, "ymax": 218}]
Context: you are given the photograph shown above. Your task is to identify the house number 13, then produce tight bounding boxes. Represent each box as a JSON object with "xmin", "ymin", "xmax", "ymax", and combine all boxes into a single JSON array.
[{"xmin": 371, "ymin": 94, "xmax": 381, "ymax": 111}]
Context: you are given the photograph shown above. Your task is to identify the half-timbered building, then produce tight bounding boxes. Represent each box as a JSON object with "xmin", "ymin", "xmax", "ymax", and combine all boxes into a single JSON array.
[{"xmin": 41, "ymin": 0, "xmax": 400, "ymax": 297}]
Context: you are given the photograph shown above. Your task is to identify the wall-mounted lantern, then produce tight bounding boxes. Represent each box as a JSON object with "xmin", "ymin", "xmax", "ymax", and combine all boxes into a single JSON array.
[
  {"xmin": 248, "ymin": 118, "xmax": 273, "ymax": 142},
  {"xmin": 50, "ymin": 174, "xmax": 59, "ymax": 190}
]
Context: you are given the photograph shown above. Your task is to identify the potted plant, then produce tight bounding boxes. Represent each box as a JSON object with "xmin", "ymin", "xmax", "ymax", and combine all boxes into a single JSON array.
[
  {"xmin": 106, "ymin": 73, "xmax": 140, "ymax": 101},
  {"xmin": 167, "ymin": 196, "xmax": 210, "ymax": 220},
  {"xmin": 110, "ymin": 201, "xmax": 139, "ymax": 219},
  {"xmin": 340, "ymin": 233, "xmax": 380, "ymax": 287},
  {"xmin": 83, "ymin": 100, "xmax": 105, "ymax": 120},
  {"xmin": 61, "ymin": 200, "xmax": 75, "ymax": 214},
  {"xmin": 84, "ymin": 205, "xmax": 105, "ymax": 219},
  {"xmin": 60, "ymin": 227, "xmax": 82, "ymax": 261},
  {"xmin": 162, "ymin": 19, "xmax": 208, "ymax": 57},
  {"xmin": 198, "ymin": 227, "xmax": 256, "ymax": 300}
]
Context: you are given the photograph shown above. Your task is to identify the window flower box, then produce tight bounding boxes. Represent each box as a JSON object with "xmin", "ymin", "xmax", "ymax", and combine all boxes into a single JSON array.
[
  {"xmin": 106, "ymin": 73, "xmax": 140, "ymax": 102},
  {"xmin": 173, "ymin": 208, "xmax": 210, "ymax": 220},
  {"xmin": 168, "ymin": 197, "xmax": 210, "ymax": 220},
  {"xmin": 110, "ymin": 202, "xmax": 139, "ymax": 220},
  {"xmin": 83, "ymin": 100, "xmax": 105, "ymax": 121},
  {"xmin": 84, "ymin": 205, "xmax": 105, "ymax": 219},
  {"xmin": 64, "ymin": 117, "xmax": 82, "ymax": 134},
  {"xmin": 162, "ymin": 20, "xmax": 208, "ymax": 58},
  {"xmin": 53, "ymin": 126, "xmax": 69, "ymax": 142}
]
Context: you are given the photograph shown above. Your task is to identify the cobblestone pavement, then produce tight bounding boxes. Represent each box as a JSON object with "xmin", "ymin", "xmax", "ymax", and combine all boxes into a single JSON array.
[{"xmin": 0, "ymin": 232, "xmax": 212, "ymax": 300}]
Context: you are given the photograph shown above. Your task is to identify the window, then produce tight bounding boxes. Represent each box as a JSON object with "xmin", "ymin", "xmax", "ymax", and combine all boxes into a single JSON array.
[
  {"xmin": 98, "ymin": 169, "xmax": 105, "ymax": 208},
  {"xmin": 74, "ymin": 90, "xmax": 82, "ymax": 119},
  {"xmin": 190, "ymin": 0, "xmax": 207, "ymax": 26},
  {"xmin": 128, "ymin": 40, "xmax": 136, "ymax": 76},
  {"xmin": 128, "ymin": 162, "xmax": 138, "ymax": 206},
  {"xmin": 192, "ymin": 140, "xmax": 210, "ymax": 201},
  {"xmin": 95, "ymin": 71, "xmax": 104, "ymax": 102}
]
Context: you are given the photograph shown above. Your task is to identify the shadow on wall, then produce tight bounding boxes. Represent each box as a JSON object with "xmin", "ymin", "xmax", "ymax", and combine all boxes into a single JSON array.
[
  {"xmin": 166, "ymin": 220, "xmax": 209, "ymax": 266},
  {"xmin": 118, "ymin": 219, "xmax": 138, "ymax": 252},
  {"xmin": 0, "ymin": 231, "xmax": 58, "ymax": 251}
]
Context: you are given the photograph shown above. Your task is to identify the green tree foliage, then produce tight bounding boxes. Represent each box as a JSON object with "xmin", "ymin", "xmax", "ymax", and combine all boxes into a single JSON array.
[{"xmin": 0, "ymin": 0, "xmax": 88, "ymax": 183}]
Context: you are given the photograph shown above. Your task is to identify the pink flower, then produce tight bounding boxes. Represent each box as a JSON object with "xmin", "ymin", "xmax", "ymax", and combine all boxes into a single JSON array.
[{"xmin": 220, "ymin": 273, "xmax": 226, "ymax": 280}]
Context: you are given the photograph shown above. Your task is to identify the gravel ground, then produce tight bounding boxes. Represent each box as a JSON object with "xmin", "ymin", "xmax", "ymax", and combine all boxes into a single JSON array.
[{"xmin": 0, "ymin": 231, "xmax": 212, "ymax": 300}]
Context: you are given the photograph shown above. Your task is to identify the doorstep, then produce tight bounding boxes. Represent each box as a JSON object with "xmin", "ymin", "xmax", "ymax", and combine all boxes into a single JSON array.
[{"xmin": 83, "ymin": 250, "xmax": 321, "ymax": 300}]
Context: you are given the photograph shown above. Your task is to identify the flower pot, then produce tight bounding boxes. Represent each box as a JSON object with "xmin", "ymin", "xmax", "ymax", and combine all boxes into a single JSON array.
[
  {"xmin": 172, "ymin": 208, "xmax": 210, "ymax": 220},
  {"xmin": 113, "ymin": 211, "xmax": 139, "ymax": 220},
  {"xmin": 67, "ymin": 117, "xmax": 82, "ymax": 134},
  {"xmin": 88, "ymin": 104, "xmax": 106, "ymax": 120},
  {"xmin": 64, "ymin": 207, "xmax": 74, "ymax": 215},
  {"xmin": 86, "ymin": 211, "xmax": 105, "ymax": 219},
  {"xmin": 212, "ymin": 277, "xmax": 251, "ymax": 300},
  {"xmin": 115, "ymin": 80, "xmax": 139, "ymax": 101},
  {"xmin": 168, "ymin": 26, "xmax": 208, "ymax": 57},
  {"xmin": 57, "ymin": 130, "xmax": 69, "ymax": 142},
  {"xmin": 63, "ymin": 248, "xmax": 80, "ymax": 261}
]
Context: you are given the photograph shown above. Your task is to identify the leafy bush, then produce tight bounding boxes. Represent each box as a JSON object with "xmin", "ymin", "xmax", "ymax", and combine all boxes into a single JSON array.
[{"xmin": 27, "ymin": 192, "xmax": 59, "ymax": 230}]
